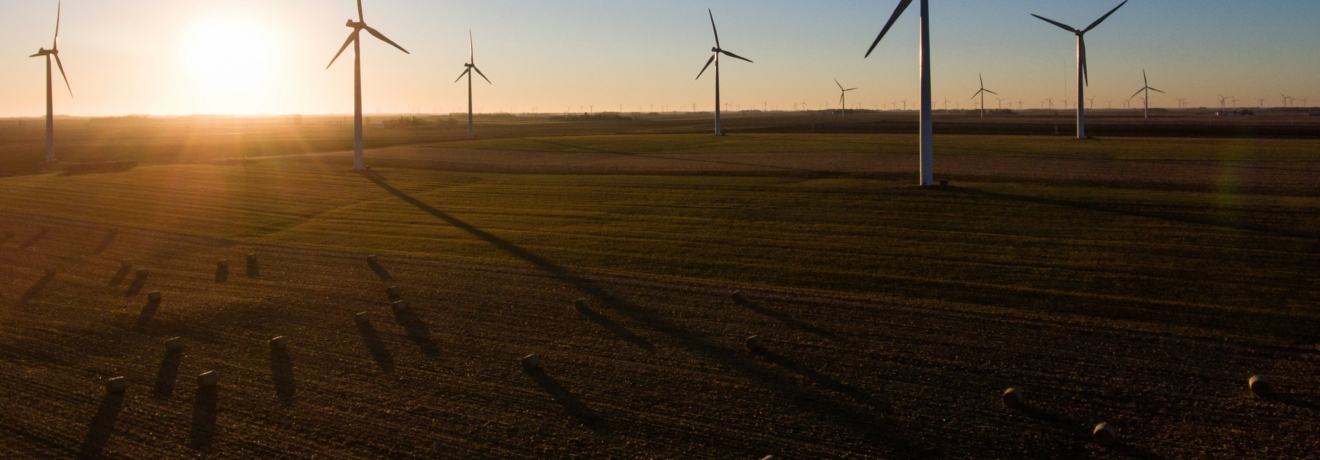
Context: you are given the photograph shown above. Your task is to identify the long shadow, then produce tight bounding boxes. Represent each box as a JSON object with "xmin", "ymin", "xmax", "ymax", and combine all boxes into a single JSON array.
[
  {"xmin": 528, "ymin": 138, "xmax": 836, "ymax": 176},
  {"xmin": 124, "ymin": 274, "xmax": 147, "ymax": 297},
  {"xmin": 1270, "ymin": 393, "xmax": 1320, "ymax": 411},
  {"xmin": 19, "ymin": 228, "xmax": 48, "ymax": 249},
  {"xmin": 390, "ymin": 307, "xmax": 440, "ymax": 358},
  {"xmin": 21, "ymin": 271, "xmax": 57, "ymax": 303},
  {"xmin": 367, "ymin": 260, "xmax": 393, "ymax": 281},
  {"xmin": 948, "ymin": 186, "xmax": 1320, "ymax": 241},
  {"xmin": 92, "ymin": 230, "xmax": 117, "ymax": 255},
  {"xmin": 760, "ymin": 351, "xmax": 891, "ymax": 414},
  {"xmin": 576, "ymin": 304, "xmax": 653, "ymax": 349},
  {"xmin": 357, "ymin": 321, "xmax": 396, "ymax": 373},
  {"xmin": 78, "ymin": 393, "xmax": 125, "ymax": 459},
  {"xmin": 737, "ymin": 299, "xmax": 838, "ymax": 341},
  {"xmin": 362, "ymin": 172, "xmax": 927, "ymax": 455},
  {"xmin": 525, "ymin": 368, "xmax": 610, "ymax": 433},
  {"xmin": 0, "ymin": 230, "xmax": 13, "ymax": 245},
  {"xmin": 189, "ymin": 386, "xmax": 218, "ymax": 450},
  {"xmin": 270, "ymin": 349, "xmax": 295, "ymax": 404},
  {"xmin": 153, "ymin": 350, "xmax": 183, "ymax": 397},
  {"xmin": 137, "ymin": 298, "xmax": 161, "ymax": 327},
  {"xmin": 108, "ymin": 264, "xmax": 131, "ymax": 287}
]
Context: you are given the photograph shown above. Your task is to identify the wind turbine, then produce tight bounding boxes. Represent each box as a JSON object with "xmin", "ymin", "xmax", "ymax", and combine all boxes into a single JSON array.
[
  {"xmin": 970, "ymin": 74, "xmax": 998, "ymax": 118},
  {"xmin": 327, "ymin": 0, "xmax": 410, "ymax": 171},
  {"xmin": 1130, "ymin": 69, "xmax": 1164, "ymax": 118},
  {"xmin": 865, "ymin": 0, "xmax": 939, "ymax": 186},
  {"xmin": 835, "ymin": 80, "xmax": 857, "ymax": 117},
  {"xmin": 696, "ymin": 9, "xmax": 753, "ymax": 136},
  {"xmin": 1032, "ymin": 1, "xmax": 1128, "ymax": 139},
  {"xmin": 454, "ymin": 30, "xmax": 492, "ymax": 138},
  {"xmin": 31, "ymin": 1, "xmax": 73, "ymax": 164},
  {"xmin": 1043, "ymin": 97, "xmax": 1054, "ymax": 109},
  {"xmin": 1217, "ymin": 94, "xmax": 1228, "ymax": 109},
  {"xmin": 1281, "ymin": 94, "xmax": 1292, "ymax": 108}
]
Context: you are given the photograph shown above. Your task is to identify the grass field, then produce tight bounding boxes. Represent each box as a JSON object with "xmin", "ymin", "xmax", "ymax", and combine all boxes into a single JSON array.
[{"xmin": 0, "ymin": 131, "xmax": 1318, "ymax": 457}]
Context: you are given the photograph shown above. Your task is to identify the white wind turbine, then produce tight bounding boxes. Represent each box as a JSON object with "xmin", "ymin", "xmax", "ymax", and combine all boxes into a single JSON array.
[
  {"xmin": 971, "ymin": 74, "xmax": 998, "ymax": 118},
  {"xmin": 1032, "ymin": 0, "xmax": 1128, "ymax": 139},
  {"xmin": 696, "ymin": 9, "xmax": 753, "ymax": 136},
  {"xmin": 327, "ymin": 0, "xmax": 410, "ymax": 171},
  {"xmin": 454, "ymin": 30, "xmax": 492, "ymax": 138},
  {"xmin": 835, "ymin": 80, "xmax": 857, "ymax": 117},
  {"xmin": 1130, "ymin": 69, "xmax": 1164, "ymax": 119},
  {"xmin": 865, "ymin": 0, "xmax": 937, "ymax": 186},
  {"xmin": 30, "ymin": 1, "xmax": 73, "ymax": 164}
]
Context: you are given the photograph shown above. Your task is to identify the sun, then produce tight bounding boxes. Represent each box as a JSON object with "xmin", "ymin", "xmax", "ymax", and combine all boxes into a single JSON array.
[{"xmin": 181, "ymin": 19, "xmax": 272, "ymax": 91}]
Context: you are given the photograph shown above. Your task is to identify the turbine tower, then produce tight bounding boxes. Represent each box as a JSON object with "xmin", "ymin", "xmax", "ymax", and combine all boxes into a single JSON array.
[
  {"xmin": 865, "ymin": 0, "xmax": 936, "ymax": 186},
  {"xmin": 1130, "ymin": 70, "xmax": 1164, "ymax": 119},
  {"xmin": 30, "ymin": 1, "xmax": 73, "ymax": 164},
  {"xmin": 970, "ymin": 73, "xmax": 998, "ymax": 118},
  {"xmin": 454, "ymin": 30, "xmax": 492, "ymax": 138},
  {"xmin": 696, "ymin": 9, "xmax": 753, "ymax": 136},
  {"xmin": 1031, "ymin": 0, "xmax": 1128, "ymax": 139},
  {"xmin": 835, "ymin": 80, "xmax": 857, "ymax": 117},
  {"xmin": 327, "ymin": 0, "xmax": 409, "ymax": 171}
]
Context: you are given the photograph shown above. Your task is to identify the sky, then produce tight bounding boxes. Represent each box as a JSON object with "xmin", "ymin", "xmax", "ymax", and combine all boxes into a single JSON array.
[{"xmin": 0, "ymin": 0, "xmax": 1316, "ymax": 117}]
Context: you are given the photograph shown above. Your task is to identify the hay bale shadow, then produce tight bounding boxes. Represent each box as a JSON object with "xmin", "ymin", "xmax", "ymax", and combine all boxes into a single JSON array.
[
  {"xmin": 270, "ymin": 348, "xmax": 295, "ymax": 404},
  {"xmin": 189, "ymin": 386, "xmax": 218, "ymax": 450},
  {"xmin": 78, "ymin": 392, "xmax": 125, "ymax": 459},
  {"xmin": 107, "ymin": 265, "xmax": 130, "ymax": 287},
  {"xmin": 19, "ymin": 228, "xmax": 48, "ymax": 249},
  {"xmin": 576, "ymin": 304, "xmax": 652, "ymax": 349},
  {"xmin": 137, "ymin": 299, "xmax": 161, "ymax": 327},
  {"xmin": 124, "ymin": 274, "xmax": 147, "ymax": 297},
  {"xmin": 391, "ymin": 308, "xmax": 440, "ymax": 358},
  {"xmin": 153, "ymin": 350, "xmax": 183, "ymax": 397},
  {"xmin": 92, "ymin": 230, "xmax": 117, "ymax": 255},
  {"xmin": 524, "ymin": 368, "xmax": 610, "ymax": 434},
  {"xmin": 21, "ymin": 271, "xmax": 57, "ymax": 303},
  {"xmin": 357, "ymin": 321, "xmax": 396, "ymax": 373},
  {"xmin": 367, "ymin": 260, "xmax": 392, "ymax": 281}
]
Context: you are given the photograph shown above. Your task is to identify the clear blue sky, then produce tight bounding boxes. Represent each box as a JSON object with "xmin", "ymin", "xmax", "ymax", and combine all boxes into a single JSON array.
[{"xmin": 0, "ymin": 0, "xmax": 1316, "ymax": 116}]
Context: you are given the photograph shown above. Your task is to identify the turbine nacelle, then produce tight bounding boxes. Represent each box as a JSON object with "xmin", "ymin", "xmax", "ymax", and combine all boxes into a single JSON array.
[{"xmin": 346, "ymin": 20, "xmax": 365, "ymax": 29}]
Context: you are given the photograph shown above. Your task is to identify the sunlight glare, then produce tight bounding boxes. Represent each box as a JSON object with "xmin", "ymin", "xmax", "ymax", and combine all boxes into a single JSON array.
[{"xmin": 181, "ymin": 19, "xmax": 272, "ymax": 94}]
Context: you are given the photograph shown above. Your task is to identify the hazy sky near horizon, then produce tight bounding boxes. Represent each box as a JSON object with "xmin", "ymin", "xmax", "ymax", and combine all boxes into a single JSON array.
[{"xmin": 0, "ymin": 0, "xmax": 1316, "ymax": 117}]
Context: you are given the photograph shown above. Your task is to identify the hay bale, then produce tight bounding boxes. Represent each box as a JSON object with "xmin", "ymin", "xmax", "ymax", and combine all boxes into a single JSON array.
[
  {"xmin": 165, "ymin": 337, "xmax": 183, "ymax": 352},
  {"xmin": 521, "ymin": 354, "xmax": 542, "ymax": 371},
  {"xmin": 147, "ymin": 291, "xmax": 161, "ymax": 303},
  {"xmin": 385, "ymin": 286, "xmax": 402, "ymax": 301},
  {"xmin": 746, "ymin": 335, "xmax": 765, "ymax": 352},
  {"xmin": 1249, "ymin": 375, "xmax": 1273, "ymax": 398},
  {"xmin": 269, "ymin": 336, "xmax": 289, "ymax": 351},
  {"xmin": 105, "ymin": 376, "xmax": 128, "ymax": 394},
  {"xmin": 44, "ymin": 267, "xmax": 57, "ymax": 277},
  {"xmin": 135, "ymin": 268, "xmax": 149, "ymax": 279},
  {"xmin": 1092, "ymin": 422, "xmax": 1117, "ymax": 447},
  {"xmin": 391, "ymin": 300, "xmax": 410, "ymax": 313},
  {"xmin": 762, "ymin": 456, "xmax": 779, "ymax": 460},
  {"xmin": 197, "ymin": 371, "xmax": 219, "ymax": 388},
  {"xmin": 573, "ymin": 298, "xmax": 589, "ymax": 312},
  {"xmin": 1002, "ymin": 388, "xmax": 1024, "ymax": 409},
  {"xmin": 367, "ymin": 255, "xmax": 379, "ymax": 265},
  {"xmin": 732, "ymin": 290, "xmax": 747, "ymax": 303},
  {"xmin": 354, "ymin": 312, "xmax": 371, "ymax": 325}
]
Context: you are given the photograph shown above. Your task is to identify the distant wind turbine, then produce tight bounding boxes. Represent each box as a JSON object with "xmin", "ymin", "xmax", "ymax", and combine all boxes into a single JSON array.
[
  {"xmin": 835, "ymin": 80, "xmax": 857, "ymax": 117},
  {"xmin": 1217, "ymin": 94, "xmax": 1228, "ymax": 109},
  {"xmin": 696, "ymin": 9, "xmax": 753, "ymax": 136},
  {"xmin": 1130, "ymin": 70, "xmax": 1164, "ymax": 118},
  {"xmin": 454, "ymin": 30, "xmax": 492, "ymax": 138},
  {"xmin": 1043, "ymin": 97, "xmax": 1054, "ymax": 109},
  {"xmin": 970, "ymin": 74, "xmax": 998, "ymax": 118},
  {"xmin": 327, "ymin": 0, "xmax": 410, "ymax": 171},
  {"xmin": 1281, "ymin": 94, "xmax": 1292, "ymax": 108},
  {"xmin": 865, "ymin": 0, "xmax": 939, "ymax": 186},
  {"xmin": 1032, "ymin": 0, "xmax": 1128, "ymax": 139},
  {"xmin": 30, "ymin": 1, "xmax": 73, "ymax": 164}
]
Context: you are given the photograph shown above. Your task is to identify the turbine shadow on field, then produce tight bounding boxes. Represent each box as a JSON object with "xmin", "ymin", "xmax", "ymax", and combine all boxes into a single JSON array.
[
  {"xmin": 21, "ymin": 271, "xmax": 57, "ymax": 303},
  {"xmin": 526, "ymin": 139, "xmax": 840, "ymax": 176},
  {"xmin": 759, "ymin": 351, "xmax": 890, "ymax": 414},
  {"xmin": 79, "ymin": 392, "xmax": 124, "ymax": 459},
  {"xmin": 525, "ymin": 367, "xmax": 610, "ymax": 434},
  {"xmin": 362, "ymin": 171, "xmax": 926, "ymax": 455},
  {"xmin": 154, "ymin": 349, "xmax": 183, "ymax": 397},
  {"xmin": 736, "ymin": 299, "xmax": 838, "ymax": 341},
  {"xmin": 575, "ymin": 303, "xmax": 653, "ymax": 349},
  {"xmin": 357, "ymin": 320, "xmax": 396, "ymax": 373},
  {"xmin": 19, "ymin": 228, "xmax": 49, "ymax": 249}
]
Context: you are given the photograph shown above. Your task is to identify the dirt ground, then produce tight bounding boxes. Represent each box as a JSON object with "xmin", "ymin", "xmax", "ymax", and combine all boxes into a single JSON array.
[{"xmin": 1, "ymin": 208, "xmax": 1316, "ymax": 458}]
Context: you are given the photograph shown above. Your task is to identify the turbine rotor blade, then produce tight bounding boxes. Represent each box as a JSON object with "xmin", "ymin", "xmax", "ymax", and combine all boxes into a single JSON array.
[
  {"xmin": 469, "ymin": 29, "xmax": 474, "ymax": 63},
  {"xmin": 357, "ymin": 0, "xmax": 364, "ymax": 23},
  {"xmin": 980, "ymin": 73, "xmax": 984, "ymax": 87},
  {"xmin": 708, "ymin": 9, "xmax": 720, "ymax": 49},
  {"xmin": 1080, "ymin": 36, "xmax": 1089, "ymax": 86},
  {"xmin": 454, "ymin": 68, "xmax": 470, "ymax": 83},
  {"xmin": 1130, "ymin": 88, "xmax": 1146, "ymax": 99},
  {"xmin": 472, "ymin": 66, "xmax": 492, "ymax": 84},
  {"xmin": 985, "ymin": 89, "xmax": 999, "ymax": 95},
  {"xmin": 1144, "ymin": 69, "xmax": 1148, "ymax": 86},
  {"xmin": 1030, "ymin": 14, "xmax": 1079, "ymax": 33},
  {"xmin": 1149, "ymin": 87, "xmax": 1165, "ymax": 94},
  {"xmin": 1082, "ymin": 0, "xmax": 1129, "ymax": 33},
  {"xmin": 865, "ymin": 0, "xmax": 913, "ymax": 58},
  {"xmin": 720, "ymin": 49, "xmax": 752, "ymax": 63},
  {"xmin": 971, "ymin": 89, "xmax": 982, "ymax": 99},
  {"xmin": 327, "ymin": 31, "xmax": 358, "ymax": 69},
  {"xmin": 695, "ymin": 54, "xmax": 715, "ymax": 80},
  {"xmin": 364, "ymin": 26, "xmax": 409, "ymax": 54},
  {"xmin": 53, "ymin": 0, "xmax": 61, "ymax": 49},
  {"xmin": 845, "ymin": 88, "xmax": 857, "ymax": 91},
  {"xmin": 836, "ymin": 79, "xmax": 844, "ymax": 91},
  {"xmin": 54, "ymin": 53, "xmax": 72, "ymax": 97}
]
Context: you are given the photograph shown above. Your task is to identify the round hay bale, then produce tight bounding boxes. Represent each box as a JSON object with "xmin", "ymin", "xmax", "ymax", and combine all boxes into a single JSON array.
[
  {"xmin": 367, "ymin": 255, "xmax": 379, "ymax": 265},
  {"xmin": 147, "ymin": 291, "xmax": 162, "ymax": 303},
  {"xmin": 354, "ymin": 312, "xmax": 371, "ymax": 325},
  {"xmin": 746, "ymin": 335, "xmax": 765, "ymax": 353},
  {"xmin": 197, "ymin": 371, "xmax": 219, "ymax": 388},
  {"xmin": 573, "ymin": 298, "xmax": 589, "ymax": 312},
  {"xmin": 762, "ymin": 456, "xmax": 779, "ymax": 460},
  {"xmin": 1248, "ymin": 375, "xmax": 1273, "ymax": 398},
  {"xmin": 135, "ymin": 268, "xmax": 149, "ymax": 279},
  {"xmin": 391, "ymin": 300, "xmax": 410, "ymax": 313},
  {"xmin": 247, "ymin": 253, "xmax": 258, "ymax": 263},
  {"xmin": 1092, "ymin": 422, "xmax": 1117, "ymax": 447},
  {"xmin": 732, "ymin": 290, "xmax": 747, "ymax": 303},
  {"xmin": 269, "ymin": 336, "xmax": 289, "ymax": 351},
  {"xmin": 165, "ymin": 337, "xmax": 183, "ymax": 352},
  {"xmin": 522, "ymin": 354, "xmax": 542, "ymax": 371},
  {"xmin": 44, "ymin": 267, "xmax": 57, "ymax": 277},
  {"xmin": 105, "ymin": 376, "xmax": 128, "ymax": 395},
  {"xmin": 1002, "ymin": 387, "xmax": 1024, "ymax": 409}
]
